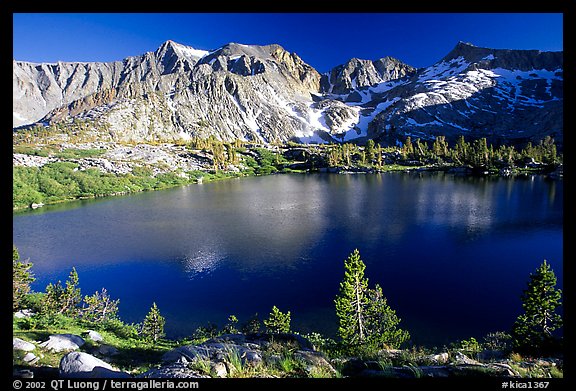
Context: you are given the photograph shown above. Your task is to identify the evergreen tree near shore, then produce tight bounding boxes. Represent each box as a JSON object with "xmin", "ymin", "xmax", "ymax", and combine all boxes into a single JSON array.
[
  {"xmin": 141, "ymin": 302, "xmax": 166, "ymax": 343},
  {"xmin": 44, "ymin": 267, "xmax": 81, "ymax": 316},
  {"xmin": 82, "ymin": 288, "xmax": 120, "ymax": 323},
  {"xmin": 512, "ymin": 260, "xmax": 562, "ymax": 354},
  {"xmin": 335, "ymin": 249, "xmax": 410, "ymax": 353},
  {"xmin": 12, "ymin": 245, "xmax": 35, "ymax": 311}
]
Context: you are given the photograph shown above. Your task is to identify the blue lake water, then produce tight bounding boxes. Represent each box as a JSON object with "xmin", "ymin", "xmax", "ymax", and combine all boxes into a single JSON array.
[{"xmin": 12, "ymin": 172, "xmax": 563, "ymax": 347}]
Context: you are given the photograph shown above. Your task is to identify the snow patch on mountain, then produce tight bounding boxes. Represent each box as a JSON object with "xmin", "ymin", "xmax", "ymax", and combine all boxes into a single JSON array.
[
  {"xmin": 170, "ymin": 41, "xmax": 209, "ymax": 60},
  {"xmin": 418, "ymin": 56, "xmax": 470, "ymax": 82}
]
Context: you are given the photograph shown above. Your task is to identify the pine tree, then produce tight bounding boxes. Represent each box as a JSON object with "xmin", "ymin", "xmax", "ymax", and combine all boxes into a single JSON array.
[
  {"xmin": 43, "ymin": 267, "xmax": 81, "ymax": 316},
  {"xmin": 364, "ymin": 284, "xmax": 410, "ymax": 349},
  {"xmin": 63, "ymin": 267, "xmax": 82, "ymax": 316},
  {"xmin": 365, "ymin": 139, "xmax": 375, "ymax": 163},
  {"xmin": 141, "ymin": 302, "xmax": 166, "ymax": 343},
  {"xmin": 402, "ymin": 137, "xmax": 414, "ymax": 160},
  {"xmin": 376, "ymin": 145, "xmax": 383, "ymax": 167},
  {"xmin": 335, "ymin": 249, "xmax": 410, "ymax": 352},
  {"xmin": 13, "ymin": 245, "xmax": 35, "ymax": 311},
  {"xmin": 82, "ymin": 288, "xmax": 120, "ymax": 323},
  {"xmin": 335, "ymin": 249, "xmax": 369, "ymax": 348},
  {"xmin": 263, "ymin": 306, "xmax": 291, "ymax": 333},
  {"xmin": 512, "ymin": 260, "xmax": 562, "ymax": 354}
]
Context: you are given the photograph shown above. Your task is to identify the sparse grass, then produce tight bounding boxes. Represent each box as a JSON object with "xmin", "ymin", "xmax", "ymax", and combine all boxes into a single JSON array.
[
  {"xmin": 225, "ymin": 347, "xmax": 244, "ymax": 375},
  {"xmin": 308, "ymin": 364, "xmax": 339, "ymax": 378},
  {"xmin": 54, "ymin": 148, "xmax": 107, "ymax": 159},
  {"xmin": 188, "ymin": 357, "xmax": 212, "ymax": 376},
  {"xmin": 276, "ymin": 354, "xmax": 299, "ymax": 373},
  {"xmin": 549, "ymin": 365, "xmax": 563, "ymax": 378}
]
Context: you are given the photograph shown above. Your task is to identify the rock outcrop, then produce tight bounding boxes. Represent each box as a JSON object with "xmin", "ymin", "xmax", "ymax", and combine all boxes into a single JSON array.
[
  {"xmin": 59, "ymin": 352, "xmax": 131, "ymax": 378},
  {"xmin": 13, "ymin": 338, "xmax": 36, "ymax": 352},
  {"xmin": 321, "ymin": 57, "xmax": 416, "ymax": 94},
  {"xmin": 39, "ymin": 334, "xmax": 85, "ymax": 352}
]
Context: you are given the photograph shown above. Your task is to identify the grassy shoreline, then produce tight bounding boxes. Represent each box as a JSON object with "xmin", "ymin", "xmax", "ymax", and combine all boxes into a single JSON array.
[{"xmin": 13, "ymin": 163, "xmax": 557, "ymax": 212}]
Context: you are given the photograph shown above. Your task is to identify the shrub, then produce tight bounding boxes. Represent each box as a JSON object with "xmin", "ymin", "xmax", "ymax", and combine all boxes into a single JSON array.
[
  {"xmin": 13, "ymin": 245, "xmax": 35, "ymax": 311},
  {"xmin": 264, "ymin": 306, "xmax": 291, "ymax": 334}
]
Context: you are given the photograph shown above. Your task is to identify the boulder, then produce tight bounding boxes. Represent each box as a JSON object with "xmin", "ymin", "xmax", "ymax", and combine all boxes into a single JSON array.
[
  {"xmin": 40, "ymin": 334, "xmax": 85, "ymax": 352},
  {"xmin": 210, "ymin": 362, "xmax": 228, "ymax": 378},
  {"xmin": 425, "ymin": 352, "xmax": 449, "ymax": 365},
  {"xmin": 13, "ymin": 338, "xmax": 36, "ymax": 352},
  {"xmin": 14, "ymin": 309, "xmax": 35, "ymax": 319},
  {"xmin": 59, "ymin": 352, "xmax": 131, "ymax": 378},
  {"xmin": 294, "ymin": 349, "xmax": 336, "ymax": 375},
  {"xmin": 13, "ymin": 369, "xmax": 34, "ymax": 378},
  {"xmin": 241, "ymin": 350, "xmax": 263, "ymax": 367},
  {"xmin": 22, "ymin": 353, "xmax": 39, "ymax": 364},
  {"xmin": 85, "ymin": 330, "xmax": 104, "ymax": 343},
  {"xmin": 488, "ymin": 363, "xmax": 519, "ymax": 377},
  {"xmin": 419, "ymin": 365, "xmax": 452, "ymax": 377},
  {"xmin": 378, "ymin": 349, "xmax": 404, "ymax": 359},
  {"xmin": 452, "ymin": 352, "xmax": 481, "ymax": 365},
  {"xmin": 97, "ymin": 344, "xmax": 119, "ymax": 356}
]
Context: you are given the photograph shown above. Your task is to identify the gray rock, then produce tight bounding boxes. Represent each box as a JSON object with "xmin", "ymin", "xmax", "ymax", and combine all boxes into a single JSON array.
[
  {"xmin": 488, "ymin": 363, "xmax": 519, "ymax": 377},
  {"xmin": 39, "ymin": 334, "xmax": 85, "ymax": 352},
  {"xmin": 210, "ymin": 362, "xmax": 228, "ymax": 378},
  {"xmin": 321, "ymin": 57, "xmax": 416, "ymax": 94},
  {"xmin": 13, "ymin": 338, "xmax": 36, "ymax": 352},
  {"xmin": 378, "ymin": 349, "xmax": 404, "ymax": 359},
  {"xmin": 425, "ymin": 352, "xmax": 449, "ymax": 365},
  {"xmin": 13, "ymin": 40, "xmax": 562, "ymax": 148},
  {"xmin": 23, "ymin": 353, "xmax": 39, "ymax": 364},
  {"xmin": 418, "ymin": 365, "xmax": 452, "ymax": 377},
  {"xmin": 85, "ymin": 330, "xmax": 104, "ymax": 343},
  {"xmin": 138, "ymin": 362, "xmax": 210, "ymax": 379},
  {"xmin": 452, "ymin": 352, "xmax": 481, "ymax": 366},
  {"xmin": 59, "ymin": 352, "xmax": 131, "ymax": 378},
  {"xmin": 97, "ymin": 344, "xmax": 119, "ymax": 356},
  {"xmin": 294, "ymin": 349, "xmax": 336, "ymax": 375},
  {"xmin": 13, "ymin": 369, "xmax": 34, "ymax": 378},
  {"xmin": 240, "ymin": 350, "xmax": 262, "ymax": 367},
  {"xmin": 14, "ymin": 309, "xmax": 36, "ymax": 318}
]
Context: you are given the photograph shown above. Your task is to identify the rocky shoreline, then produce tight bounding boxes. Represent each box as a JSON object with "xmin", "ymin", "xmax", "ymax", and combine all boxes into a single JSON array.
[{"xmin": 13, "ymin": 330, "xmax": 562, "ymax": 379}]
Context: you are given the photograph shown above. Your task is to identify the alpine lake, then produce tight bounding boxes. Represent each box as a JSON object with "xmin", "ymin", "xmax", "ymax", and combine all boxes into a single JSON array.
[{"xmin": 12, "ymin": 171, "xmax": 563, "ymax": 347}]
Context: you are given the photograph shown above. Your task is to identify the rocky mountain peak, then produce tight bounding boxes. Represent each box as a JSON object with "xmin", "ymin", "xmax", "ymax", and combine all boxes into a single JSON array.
[
  {"xmin": 152, "ymin": 40, "xmax": 208, "ymax": 74},
  {"xmin": 441, "ymin": 41, "xmax": 494, "ymax": 64},
  {"xmin": 440, "ymin": 41, "xmax": 562, "ymax": 71},
  {"xmin": 196, "ymin": 43, "xmax": 320, "ymax": 90},
  {"xmin": 321, "ymin": 56, "xmax": 416, "ymax": 94},
  {"xmin": 13, "ymin": 40, "xmax": 563, "ymax": 147},
  {"xmin": 155, "ymin": 40, "xmax": 209, "ymax": 61}
]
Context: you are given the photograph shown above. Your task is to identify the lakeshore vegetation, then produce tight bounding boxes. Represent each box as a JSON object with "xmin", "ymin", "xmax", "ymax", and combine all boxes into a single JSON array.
[
  {"xmin": 13, "ymin": 133, "xmax": 562, "ymax": 210},
  {"xmin": 13, "ymin": 245, "xmax": 563, "ymax": 377}
]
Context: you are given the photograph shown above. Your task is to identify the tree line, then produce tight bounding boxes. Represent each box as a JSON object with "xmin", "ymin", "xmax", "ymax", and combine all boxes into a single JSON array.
[{"xmin": 324, "ymin": 135, "xmax": 560, "ymax": 170}]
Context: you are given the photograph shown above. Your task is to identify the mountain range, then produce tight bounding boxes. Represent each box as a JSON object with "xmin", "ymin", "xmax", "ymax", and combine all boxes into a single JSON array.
[{"xmin": 13, "ymin": 40, "xmax": 563, "ymax": 147}]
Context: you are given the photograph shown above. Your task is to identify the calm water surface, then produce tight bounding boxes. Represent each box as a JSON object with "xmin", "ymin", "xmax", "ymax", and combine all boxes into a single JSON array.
[{"xmin": 12, "ymin": 172, "xmax": 563, "ymax": 346}]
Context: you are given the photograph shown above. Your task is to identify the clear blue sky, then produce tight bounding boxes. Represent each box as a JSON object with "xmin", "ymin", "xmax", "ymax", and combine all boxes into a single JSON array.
[{"xmin": 13, "ymin": 13, "xmax": 563, "ymax": 72}]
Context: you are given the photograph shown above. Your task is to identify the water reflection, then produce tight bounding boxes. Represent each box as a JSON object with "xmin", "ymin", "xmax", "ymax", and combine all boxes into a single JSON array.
[
  {"xmin": 12, "ymin": 172, "xmax": 562, "ymax": 345},
  {"xmin": 13, "ymin": 173, "xmax": 562, "ymax": 276},
  {"xmin": 181, "ymin": 248, "xmax": 225, "ymax": 277}
]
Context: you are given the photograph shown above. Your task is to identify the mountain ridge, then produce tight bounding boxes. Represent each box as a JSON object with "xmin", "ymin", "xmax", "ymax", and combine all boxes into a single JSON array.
[{"xmin": 13, "ymin": 40, "xmax": 563, "ymax": 147}]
